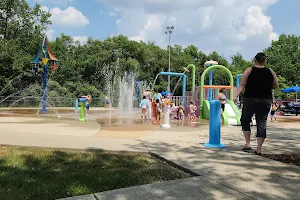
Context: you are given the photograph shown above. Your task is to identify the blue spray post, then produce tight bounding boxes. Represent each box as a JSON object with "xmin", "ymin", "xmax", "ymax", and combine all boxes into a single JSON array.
[
  {"xmin": 75, "ymin": 99, "xmax": 79, "ymax": 111},
  {"xmin": 204, "ymin": 100, "xmax": 225, "ymax": 148},
  {"xmin": 41, "ymin": 65, "xmax": 47, "ymax": 113},
  {"xmin": 41, "ymin": 41, "xmax": 48, "ymax": 114},
  {"xmin": 236, "ymin": 74, "xmax": 243, "ymax": 108},
  {"xmin": 204, "ymin": 61, "xmax": 218, "ymax": 101}
]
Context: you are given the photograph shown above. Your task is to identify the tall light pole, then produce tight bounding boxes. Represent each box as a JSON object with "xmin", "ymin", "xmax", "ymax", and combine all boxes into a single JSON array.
[{"xmin": 165, "ymin": 26, "xmax": 174, "ymax": 93}]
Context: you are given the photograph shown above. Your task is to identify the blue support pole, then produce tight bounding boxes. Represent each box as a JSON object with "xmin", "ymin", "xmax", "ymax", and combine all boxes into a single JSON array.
[
  {"xmin": 75, "ymin": 98, "xmax": 79, "ymax": 110},
  {"xmin": 159, "ymin": 72, "xmax": 187, "ymax": 107},
  {"xmin": 182, "ymin": 74, "xmax": 186, "ymax": 107},
  {"xmin": 208, "ymin": 64, "xmax": 213, "ymax": 101},
  {"xmin": 42, "ymin": 65, "xmax": 47, "ymax": 113},
  {"xmin": 204, "ymin": 100, "xmax": 225, "ymax": 148},
  {"xmin": 41, "ymin": 38, "xmax": 48, "ymax": 114}
]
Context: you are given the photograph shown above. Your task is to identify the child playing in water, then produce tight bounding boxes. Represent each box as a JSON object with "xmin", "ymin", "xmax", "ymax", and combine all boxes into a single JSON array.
[
  {"xmin": 270, "ymin": 100, "xmax": 279, "ymax": 122},
  {"xmin": 105, "ymin": 96, "xmax": 110, "ymax": 110},
  {"xmin": 189, "ymin": 101, "xmax": 197, "ymax": 121},
  {"xmin": 85, "ymin": 95, "xmax": 92, "ymax": 115},
  {"xmin": 169, "ymin": 102, "xmax": 176, "ymax": 119},
  {"xmin": 140, "ymin": 96, "xmax": 148, "ymax": 121},
  {"xmin": 178, "ymin": 102, "xmax": 184, "ymax": 120},
  {"xmin": 153, "ymin": 89, "xmax": 162, "ymax": 105},
  {"xmin": 155, "ymin": 99, "xmax": 162, "ymax": 122},
  {"xmin": 144, "ymin": 88, "xmax": 152, "ymax": 119}
]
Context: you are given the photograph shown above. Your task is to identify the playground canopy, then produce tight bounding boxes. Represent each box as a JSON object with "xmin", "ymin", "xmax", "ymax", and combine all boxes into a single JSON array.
[
  {"xmin": 161, "ymin": 91, "xmax": 171, "ymax": 96},
  {"xmin": 282, "ymin": 86, "xmax": 300, "ymax": 93}
]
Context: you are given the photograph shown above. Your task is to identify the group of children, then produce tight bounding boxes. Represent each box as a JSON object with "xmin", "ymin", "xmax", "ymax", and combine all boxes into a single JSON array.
[
  {"xmin": 139, "ymin": 89, "xmax": 197, "ymax": 122},
  {"xmin": 139, "ymin": 89, "xmax": 165, "ymax": 122},
  {"xmin": 170, "ymin": 101, "xmax": 198, "ymax": 121},
  {"xmin": 81, "ymin": 95, "xmax": 112, "ymax": 115},
  {"xmin": 84, "ymin": 91, "xmax": 280, "ymax": 126}
]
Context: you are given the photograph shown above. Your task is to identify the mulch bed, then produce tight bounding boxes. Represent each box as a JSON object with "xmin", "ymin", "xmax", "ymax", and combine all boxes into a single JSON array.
[{"xmin": 262, "ymin": 154, "xmax": 300, "ymax": 167}]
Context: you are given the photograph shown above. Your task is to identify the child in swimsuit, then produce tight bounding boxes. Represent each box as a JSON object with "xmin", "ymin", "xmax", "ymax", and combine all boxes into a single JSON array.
[
  {"xmin": 140, "ymin": 96, "xmax": 148, "ymax": 120},
  {"xmin": 169, "ymin": 102, "xmax": 175, "ymax": 119},
  {"xmin": 270, "ymin": 100, "xmax": 279, "ymax": 122},
  {"xmin": 217, "ymin": 88, "xmax": 227, "ymax": 114},
  {"xmin": 105, "ymin": 96, "xmax": 110, "ymax": 109},
  {"xmin": 178, "ymin": 102, "xmax": 184, "ymax": 120},
  {"xmin": 189, "ymin": 101, "xmax": 196, "ymax": 121},
  {"xmin": 155, "ymin": 99, "xmax": 162, "ymax": 122},
  {"xmin": 85, "ymin": 95, "xmax": 92, "ymax": 115}
]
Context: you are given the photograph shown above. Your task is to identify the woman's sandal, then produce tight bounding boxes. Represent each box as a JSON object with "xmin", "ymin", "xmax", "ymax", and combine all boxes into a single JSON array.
[
  {"xmin": 242, "ymin": 146, "xmax": 252, "ymax": 151},
  {"xmin": 254, "ymin": 151, "xmax": 262, "ymax": 156}
]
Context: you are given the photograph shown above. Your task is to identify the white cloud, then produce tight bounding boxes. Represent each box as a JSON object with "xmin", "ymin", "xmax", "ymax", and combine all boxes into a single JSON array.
[
  {"xmin": 72, "ymin": 36, "xmax": 88, "ymax": 45},
  {"xmin": 41, "ymin": 6, "xmax": 49, "ymax": 13},
  {"xmin": 237, "ymin": 6, "xmax": 278, "ymax": 42},
  {"xmin": 98, "ymin": 0, "xmax": 279, "ymax": 59},
  {"xmin": 45, "ymin": 6, "xmax": 89, "ymax": 27},
  {"xmin": 45, "ymin": 29, "xmax": 55, "ymax": 40}
]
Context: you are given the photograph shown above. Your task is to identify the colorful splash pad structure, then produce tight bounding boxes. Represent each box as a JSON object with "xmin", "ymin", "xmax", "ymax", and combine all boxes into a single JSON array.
[
  {"xmin": 199, "ymin": 64, "xmax": 241, "ymax": 126},
  {"xmin": 31, "ymin": 37, "xmax": 60, "ymax": 114}
]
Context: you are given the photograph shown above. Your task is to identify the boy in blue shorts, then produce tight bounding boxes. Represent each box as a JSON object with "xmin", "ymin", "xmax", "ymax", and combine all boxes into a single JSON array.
[{"xmin": 85, "ymin": 95, "xmax": 92, "ymax": 115}]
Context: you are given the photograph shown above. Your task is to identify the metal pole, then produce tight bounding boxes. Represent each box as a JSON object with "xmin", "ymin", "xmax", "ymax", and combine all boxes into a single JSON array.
[
  {"xmin": 42, "ymin": 38, "xmax": 47, "ymax": 114},
  {"xmin": 186, "ymin": 64, "xmax": 196, "ymax": 100},
  {"xmin": 182, "ymin": 74, "xmax": 187, "ymax": 107},
  {"xmin": 168, "ymin": 34, "xmax": 171, "ymax": 93},
  {"xmin": 42, "ymin": 66, "xmax": 47, "ymax": 113},
  {"xmin": 208, "ymin": 65, "xmax": 213, "ymax": 101}
]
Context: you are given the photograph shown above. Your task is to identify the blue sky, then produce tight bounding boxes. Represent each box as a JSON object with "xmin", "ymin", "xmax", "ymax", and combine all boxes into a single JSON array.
[
  {"xmin": 27, "ymin": 0, "xmax": 300, "ymax": 60},
  {"xmin": 267, "ymin": 1, "xmax": 300, "ymax": 35}
]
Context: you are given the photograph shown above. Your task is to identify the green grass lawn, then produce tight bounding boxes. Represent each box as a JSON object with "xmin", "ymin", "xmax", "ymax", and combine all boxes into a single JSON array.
[{"xmin": 0, "ymin": 146, "xmax": 190, "ymax": 200}]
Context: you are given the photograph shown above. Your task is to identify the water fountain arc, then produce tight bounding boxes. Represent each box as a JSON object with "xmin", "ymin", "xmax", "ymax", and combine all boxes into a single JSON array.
[{"xmin": 151, "ymin": 73, "xmax": 160, "ymax": 91}]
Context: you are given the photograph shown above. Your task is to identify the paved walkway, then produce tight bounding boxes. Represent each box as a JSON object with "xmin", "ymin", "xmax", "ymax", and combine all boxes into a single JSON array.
[
  {"xmin": 138, "ymin": 126, "xmax": 300, "ymax": 200},
  {"xmin": 59, "ymin": 177, "xmax": 254, "ymax": 200},
  {"xmin": 1, "ymin": 116, "xmax": 300, "ymax": 200},
  {"xmin": 0, "ymin": 117, "xmax": 146, "ymax": 152}
]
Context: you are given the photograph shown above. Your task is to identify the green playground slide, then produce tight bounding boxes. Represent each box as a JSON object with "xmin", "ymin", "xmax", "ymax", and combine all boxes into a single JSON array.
[{"xmin": 202, "ymin": 100, "xmax": 241, "ymax": 126}]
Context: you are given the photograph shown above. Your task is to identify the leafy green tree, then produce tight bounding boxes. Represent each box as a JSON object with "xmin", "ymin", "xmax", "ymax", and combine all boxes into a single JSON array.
[
  {"xmin": 264, "ymin": 34, "xmax": 300, "ymax": 86},
  {"xmin": 1, "ymin": 3, "xmax": 300, "ymax": 106},
  {"xmin": 0, "ymin": 0, "xmax": 51, "ymax": 96}
]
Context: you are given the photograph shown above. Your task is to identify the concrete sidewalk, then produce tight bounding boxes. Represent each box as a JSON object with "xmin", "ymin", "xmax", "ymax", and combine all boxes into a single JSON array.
[
  {"xmin": 0, "ymin": 117, "xmax": 146, "ymax": 152},
  {"xmin": 137, "ymin": 125, "xmax": 300, "ymax": 200},
  {"xmin": 62, "ymin": 125, "xmax": 300, "ymax": 200},
  {"xmin": 58, "ymin": 177, "xmax": 253, "ymax": 200}
]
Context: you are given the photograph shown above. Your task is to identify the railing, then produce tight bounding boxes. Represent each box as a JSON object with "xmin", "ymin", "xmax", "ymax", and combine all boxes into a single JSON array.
[
  {"xmin": 171, "ymin": 96, "xmax": 182, "ymax": 106},
  {"xmin": 202, "ymin": 88, "xmax": 236, "ymax": 100}
]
